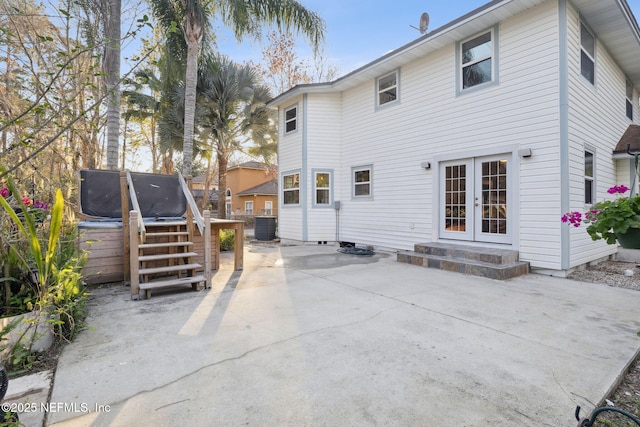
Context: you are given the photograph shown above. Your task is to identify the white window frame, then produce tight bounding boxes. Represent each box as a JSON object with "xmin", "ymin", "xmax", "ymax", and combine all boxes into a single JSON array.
[
  {"xmin": 584, "ymin": 148, "xmax": 595, "ymax": 205},
  {"xmin": 225, "ymin": 202, "xmax": 232, "ymax": 218},
  {"xmin": 244, "ymin": 201, "xmax": 253, "ymax": 215},
  {"xmin": 352, "ymin": 165, "xmax": 373, "ymax": 199},
  {"xmin": 313, "ymin": 170, "xmax": 332, "ymax": 207},
  {"xmin": 458, "ymin": 27, "xmax": 497, "ymax": 93},
  {"xmin": 284, "ymin": 104, "xmax": 297, "ymax": 134},
  {"xmin": 580, "ymin": 21, "xmax": 595, "ymax": 85},
  {"xmin": 626, "ymin": 79, "xmax": 633, "ymax": 121},
  {"xmin": 376, "ymin": 70, "xmax": 399, "ymax": 108},
  {"xmin": 282, "ymin": 172, "xmax": 300, "ymax": 206},
  {"xmin": 264, "ymin": 201, "xmax": 273, "ymax": 215}
]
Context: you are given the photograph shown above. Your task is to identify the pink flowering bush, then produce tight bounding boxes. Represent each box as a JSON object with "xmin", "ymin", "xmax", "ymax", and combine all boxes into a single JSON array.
[{"xmin": 562, "ymin": 184, "xmax": 640, "ymax": 245}]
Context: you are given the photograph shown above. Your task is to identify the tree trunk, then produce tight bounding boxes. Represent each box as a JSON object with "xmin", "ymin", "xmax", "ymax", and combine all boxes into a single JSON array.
[
  {"xmin": 218, "ymin": 154, "xmax": 228, "ymax": 219},
  {"xmin": 104, "ymin": 0, "xmax": 121, "ymax": 170},
  {"xmin": 202, "ymin": 155, "xmax": 212, "ymax": 210},
  {"xmin": 181, "ymin": 33, "xmax": 200, "ymax": 177}
]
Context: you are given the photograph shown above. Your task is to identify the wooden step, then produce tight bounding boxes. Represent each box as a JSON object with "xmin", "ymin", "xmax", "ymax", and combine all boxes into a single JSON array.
[
  {"xmin": 139, "ymin": 241, "xmax": 193, "ymax": 249},
  {"xmin": 139, "ymin": 263, "xmax": 202, "ymax": 275},
  {"xmin": 139, "ymin": 252, "xmax": 198, "ymax": 262},
  {"xmin": 145, "ymin": 231, "xmax": 189, "ymax": 238},
  {"xmin": 144, "ymin": 220, "xmax": 187, "ymax": 227},
  {"xmin": 139, "ymin": 274, "xmax": 206, "ymax": 290},
  {"xmin": 138, "ymin": 274, "xmax": 207, "ymax": 299}
]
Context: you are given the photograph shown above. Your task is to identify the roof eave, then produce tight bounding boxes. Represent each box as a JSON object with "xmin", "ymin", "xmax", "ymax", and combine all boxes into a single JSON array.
[{"xmin": 268, "ymin": 0, "xmax": 640, "ymax": 108}]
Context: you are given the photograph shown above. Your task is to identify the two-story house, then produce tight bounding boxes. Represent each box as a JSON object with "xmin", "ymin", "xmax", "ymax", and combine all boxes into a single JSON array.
[
  {"xmin": 225, "ymin": 161, "xmax": 278, "ymax": 218},
  {"xmin": 267, "ymin": 0, "xmax": 640, "ymax": 275}
]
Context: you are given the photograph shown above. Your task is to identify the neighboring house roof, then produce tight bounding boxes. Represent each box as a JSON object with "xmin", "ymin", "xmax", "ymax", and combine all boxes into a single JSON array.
[
  {"xmin": 236, "ymin": 181, "xmax": 278, "ymax": 196},
  {"xmin": 614, "ymin": 124, "xmax": 640, "ymax": 157},
  {"xmin": 192, "ymin": 189, "xmax": 219, "ymax": 201},
  {"xmin": 229, "ymin": 161, "xmax": 269, "ymax": 171},
  {"xmin": 192, "ymin": 175, "xmax": 219, "ymax": 187},
  {"xmin": 267, "ymin": 0, "xmax": 640, "ymax": 107}
]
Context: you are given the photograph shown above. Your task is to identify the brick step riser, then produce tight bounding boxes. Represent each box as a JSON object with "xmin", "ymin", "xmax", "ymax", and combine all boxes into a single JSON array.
[
  {"xmin": 397, "ymin": 252, "xmax": 529, "ymax": 281},
  {"xmin": 414, "ymin": 245, "xmax": 519, "ymax": 265}
]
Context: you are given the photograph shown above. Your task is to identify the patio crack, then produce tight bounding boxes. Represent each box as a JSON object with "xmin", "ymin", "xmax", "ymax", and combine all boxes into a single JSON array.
[{"xmin": 105, "ymin": 302, "xmax": 406, "ymax": 409}]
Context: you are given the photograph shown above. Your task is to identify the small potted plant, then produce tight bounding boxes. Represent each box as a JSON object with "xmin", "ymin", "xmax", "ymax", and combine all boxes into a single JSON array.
[{"xmin": 562, "ymin": 184, "xmax": 640, "ymax": 248}]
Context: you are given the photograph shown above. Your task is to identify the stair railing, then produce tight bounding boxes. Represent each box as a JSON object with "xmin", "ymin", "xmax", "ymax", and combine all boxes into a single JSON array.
[
  {"xmin": 126, "ymin": 171, "xmax": 146, "ymax": 242},
  {"xmin": 178, "ymin": 174, "xmax": 204, "ymax": 235}
]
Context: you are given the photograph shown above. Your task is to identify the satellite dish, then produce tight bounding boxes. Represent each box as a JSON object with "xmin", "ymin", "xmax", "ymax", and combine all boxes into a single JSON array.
[
  {"xmin": 419, "ymin": 12, "xmax": 429, "ymax": 34},
  {"xmin": 410, "ymin": 12, "xmax": 430, "ymax": 35}
]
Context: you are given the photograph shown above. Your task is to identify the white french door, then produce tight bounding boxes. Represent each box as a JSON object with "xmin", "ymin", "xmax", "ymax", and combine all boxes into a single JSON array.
[{"xmin": 439, "ymin": 154, "xmax": 511, "ymax": 244}]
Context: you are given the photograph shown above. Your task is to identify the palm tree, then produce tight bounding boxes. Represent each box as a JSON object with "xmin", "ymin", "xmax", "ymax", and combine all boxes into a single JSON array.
[
  {"xmin": 197, "ymin": 55, "xmax": 274, "ymax": 218},
  {"xmin": 150, "ymin": 0, "xmax": 325, "ymax": 177},
  {"xmin": 104, "ymin": 0, "xmax": 121, "ymax": 170},
  {"xmin": 122, "ymin": 69, "xmax": 163, "ymax": 172}
]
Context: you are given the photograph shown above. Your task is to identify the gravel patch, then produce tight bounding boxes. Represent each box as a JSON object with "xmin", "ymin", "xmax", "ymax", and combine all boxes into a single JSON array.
[{"xmin": 567, "ymin": 260, "xmax": 640, "ymax": 291}]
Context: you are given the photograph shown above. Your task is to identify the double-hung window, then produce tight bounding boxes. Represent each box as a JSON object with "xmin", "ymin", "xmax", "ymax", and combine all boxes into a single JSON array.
[
  {"xmin": 353, "ymin": 166, "xmax": 372, "ymax": 198},
  {"xmin": 245, "ymin": 201, "xmax": 253, "ymax": 215},
  {"xmin": 314, "ymin": 171, "xmax": 331, "ymax": 205},
  {"xmin": 584, "ymin": 150, "xmax": 594, "ymax": 205},
  {"xmin": 460, "ymin": 29, "xmax": 494, "ymax": 90},
  {"xmin": 580, "ymin": 22, "xmax": 595, "ymax": 85},
  {"xmin": 377, "ymin": 70, "xmax": 399, "ymax": 107},
  {"xmin": 284, "ymin": 105, "xmax": 297, "ymax": 134},
  {"xmin": 283, "ymin": 173, "xmax": 300, "ymax": 205},
  {"xmin": 626, "ymin": 79, "xmax": 634, "ymax": 120}
]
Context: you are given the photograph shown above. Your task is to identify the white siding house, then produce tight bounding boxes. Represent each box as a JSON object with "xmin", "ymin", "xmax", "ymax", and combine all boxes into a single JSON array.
[{"xmin": 268, "ymin": 0, "xmax": 640, "ymax": 275}]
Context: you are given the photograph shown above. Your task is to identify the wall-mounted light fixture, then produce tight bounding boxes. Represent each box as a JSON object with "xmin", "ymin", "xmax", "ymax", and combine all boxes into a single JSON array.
[
  {"xmin": 518, "ymin": 148, "xmax": 532, "ymax": 158},
  {"xmin": 421, "ymin": 162, "xmax": 431, "ymax": 170}
]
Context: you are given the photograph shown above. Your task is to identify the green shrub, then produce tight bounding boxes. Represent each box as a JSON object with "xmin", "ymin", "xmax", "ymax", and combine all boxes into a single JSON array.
[{"xmin": 220, "ymin": 229, "xmax": 235, "ymax": 251}]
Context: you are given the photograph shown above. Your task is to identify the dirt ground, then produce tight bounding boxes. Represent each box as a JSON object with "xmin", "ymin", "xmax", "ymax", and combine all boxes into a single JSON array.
[{"xmin": 568, "ymin": 261, "xmax": 640, "ymax": 426}]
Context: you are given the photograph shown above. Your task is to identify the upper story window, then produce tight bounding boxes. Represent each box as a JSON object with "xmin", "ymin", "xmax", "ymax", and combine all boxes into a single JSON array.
[
  {"xmin": 580, "ymin": 22, "xmax": 595, "ymax": 85},
  {"xmin": 225, "ymin": 189, "xmax": 231, "ymax": 198},
  {"xmin": 460, "ymin": 29, "xmax": 494, "ymax": 90},
  {"xmin": 284, "ymin": 105, "xmax": 297, "ymax": 134},
  {"xmin": 377, "ymin": 70, "xmax": 399, "ymax": 107},
  {"xmin": 283, "ymin": 173, "xmax": 300, "ymax": 205},
  {"xmin": 584, "ymin": 149, "xmax": 594, "ymax": 204},
  {"xmin": 626, "ymin": 79, "xmax": 634, "ymax": 120},
  {"xmin": 353, "ymin": 166, "xmax": 372, "ymax": 198}
]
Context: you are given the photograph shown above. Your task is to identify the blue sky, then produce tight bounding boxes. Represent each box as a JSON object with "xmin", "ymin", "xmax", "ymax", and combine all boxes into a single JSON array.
[{"xmin": 213, "ymin": 0, "xmax": 640, "ymax": 77}]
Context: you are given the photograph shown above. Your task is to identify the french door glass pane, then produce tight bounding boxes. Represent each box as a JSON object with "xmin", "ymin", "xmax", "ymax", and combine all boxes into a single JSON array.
[
  {"xmin": 444, "ymin": 165, "xmax": 466, "ymax": 232},
  {"xmin": 481, "ymin": 160, "xmax": 507, "ymax": 235}
]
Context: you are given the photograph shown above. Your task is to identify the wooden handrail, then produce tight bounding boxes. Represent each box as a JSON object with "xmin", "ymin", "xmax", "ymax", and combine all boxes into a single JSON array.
[
  {"xmin": 178, "ymin": 173, "xmax": 204, "ymax": 235},
  {"xmin": 125, "ymin": 171, "xmax": 146, "ymax": 241}
]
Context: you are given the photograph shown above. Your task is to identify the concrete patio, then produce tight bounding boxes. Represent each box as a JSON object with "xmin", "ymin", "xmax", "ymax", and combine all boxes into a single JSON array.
[{"xmin": 39, "ymin": 244, "xmax": 640, "ymax": 426}]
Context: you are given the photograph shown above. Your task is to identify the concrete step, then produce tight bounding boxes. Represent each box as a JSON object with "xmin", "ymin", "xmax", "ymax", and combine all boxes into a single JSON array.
[
  {"xmin": 398, "ymin": 248, "xmax": 529, "ymax": 280},
  {"xmin": 414, "ymin": 242, "xmax": 520, "ymax": 264}
]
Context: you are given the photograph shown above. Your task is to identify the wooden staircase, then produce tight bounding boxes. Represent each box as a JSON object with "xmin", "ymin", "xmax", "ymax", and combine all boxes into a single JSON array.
[
  {"xmin": 129, "ymin": 217, "xmax": 206, "ymax": 300},
  {"xmin": 397, "ymin": 242, "xmax": 529, "ymax": 280}
]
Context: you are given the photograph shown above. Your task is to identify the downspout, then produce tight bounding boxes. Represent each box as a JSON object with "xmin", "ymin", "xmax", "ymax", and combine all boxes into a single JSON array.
[
  {"xmin": 302, "ymin": 94, "xmax": 309, "ymax": 242},
  {"xmin": 559, "ymin": 0, "xmax": 571, "ymax": 270}
]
